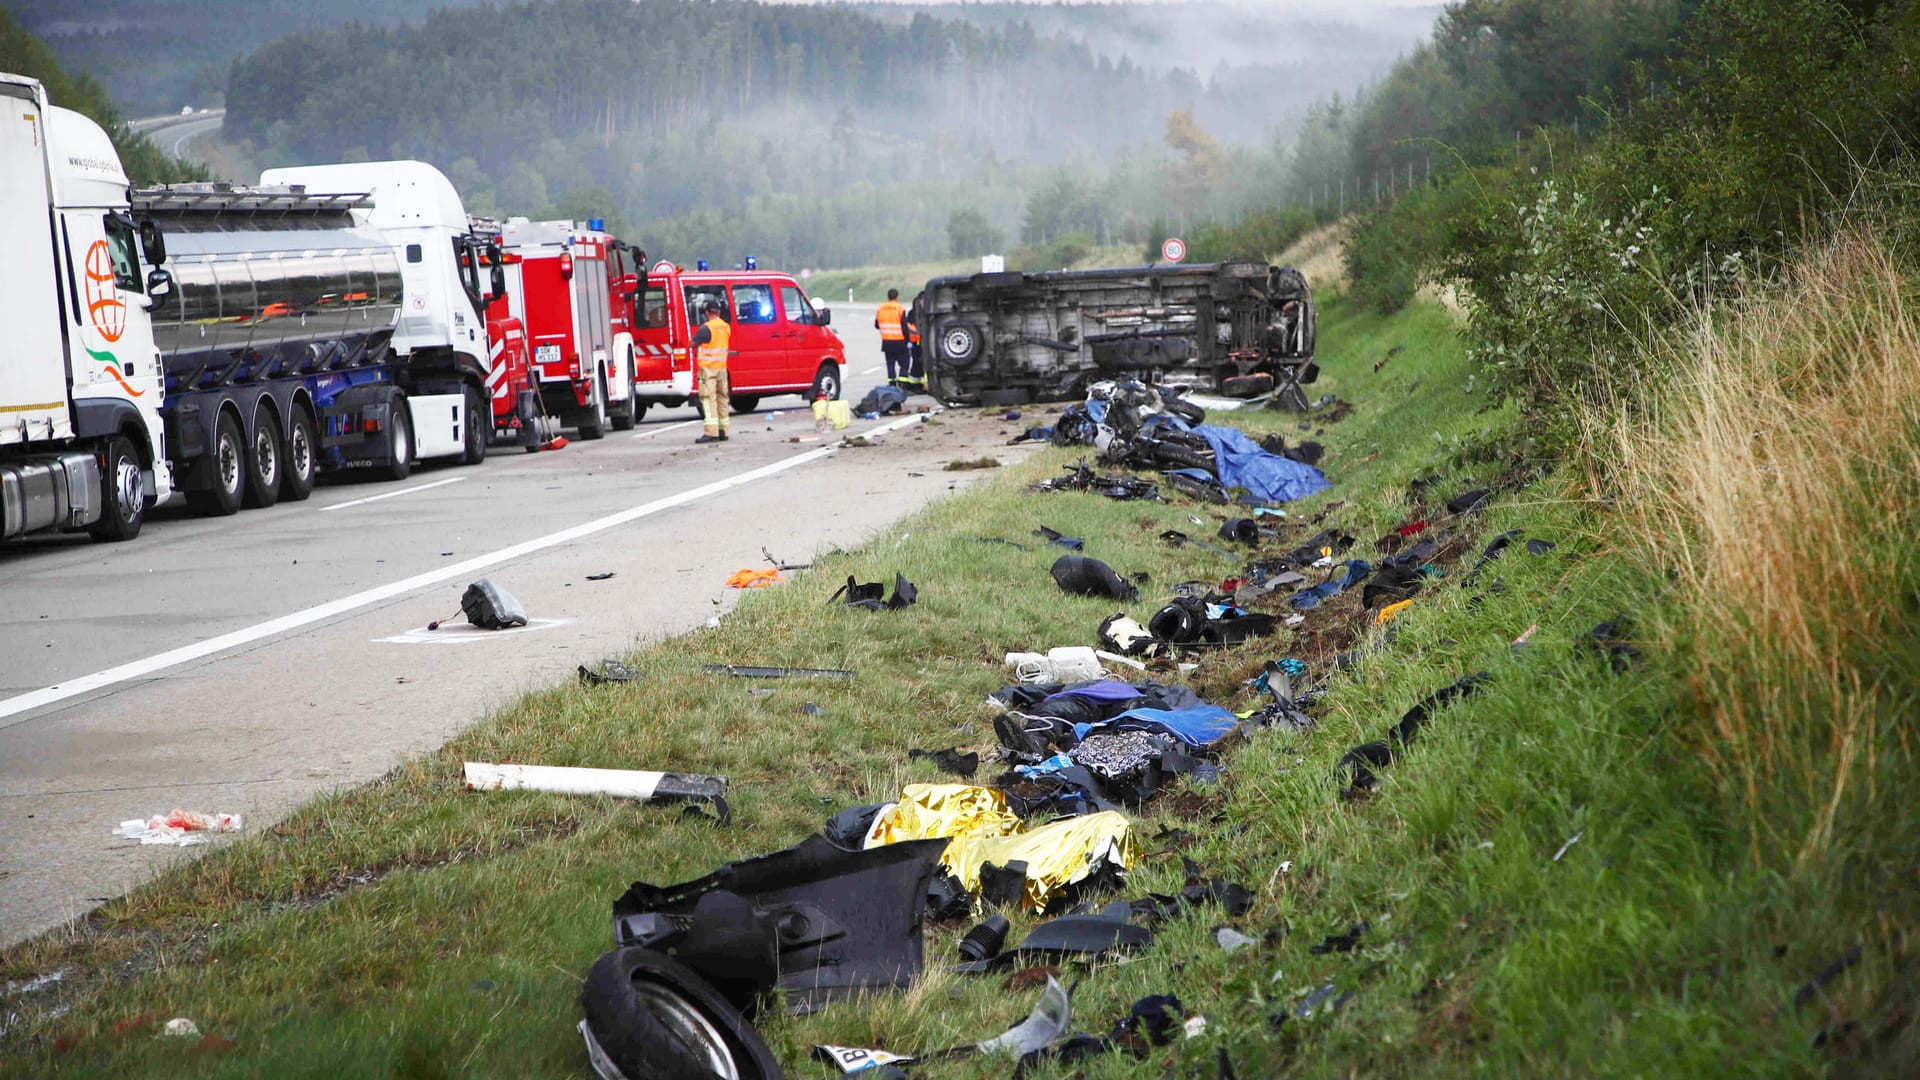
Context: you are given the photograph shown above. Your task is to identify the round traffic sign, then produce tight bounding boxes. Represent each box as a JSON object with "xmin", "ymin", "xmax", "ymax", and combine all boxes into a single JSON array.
[{"xmin": 1161, "ymin": 237, "xmax": 1186, "ymax": 263}]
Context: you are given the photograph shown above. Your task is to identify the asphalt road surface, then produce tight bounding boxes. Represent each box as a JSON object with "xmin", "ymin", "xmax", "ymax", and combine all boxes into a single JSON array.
[
  {"xmin": 0, "ymin": 305, "xmax": 996, "ymax": 946},
  {"xmin": 129, "ymin": 109, "xmax": 225, "ymax": 158}
]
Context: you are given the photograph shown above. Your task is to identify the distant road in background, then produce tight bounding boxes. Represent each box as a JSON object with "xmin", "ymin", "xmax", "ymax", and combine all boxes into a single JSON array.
[{"xmin": 128, "ymin": 108, "xmax": 225, "ymax": 158}]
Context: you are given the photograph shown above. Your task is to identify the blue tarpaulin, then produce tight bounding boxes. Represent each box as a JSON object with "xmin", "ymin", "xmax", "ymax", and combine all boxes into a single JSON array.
[
  {"xmin": 1073, "ymin": 704, "xmax": 1241, "ymax": 747},
  {"xmin": 1195, "ymin": 424, "xmax": 1331, "ymax": 504}
]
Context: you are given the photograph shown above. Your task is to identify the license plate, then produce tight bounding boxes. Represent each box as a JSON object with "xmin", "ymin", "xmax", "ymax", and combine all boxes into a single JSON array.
[{"xmin": 535, "ymin": 344, "xmax": 561, "ymax": 366}]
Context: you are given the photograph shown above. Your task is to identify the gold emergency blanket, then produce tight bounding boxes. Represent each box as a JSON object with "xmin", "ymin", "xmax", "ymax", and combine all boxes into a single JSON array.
[
  {"xmin": 865, "ymin": 784, "xmax": 1137, "ymax": 913},
  {"xmin": 863, "ymin": 783, "xmax": 1022, "ymax": 848}
]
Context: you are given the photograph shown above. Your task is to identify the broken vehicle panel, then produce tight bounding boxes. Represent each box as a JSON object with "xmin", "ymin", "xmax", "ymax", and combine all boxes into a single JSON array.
[{"xmin": 920, "ymin": 260, "xmax": 1316, "ymax": 407}]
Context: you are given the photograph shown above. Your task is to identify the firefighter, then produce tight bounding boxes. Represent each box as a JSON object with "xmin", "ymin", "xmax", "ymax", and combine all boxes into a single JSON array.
[
  {"xmin": 875, "ymin": 288, "xmax": 909, "ymax": 388},
  {"xmin": 691, "ymin": 299, "xmax": 731, "ymax": 444},
  {"xmin": 901, "ymin": 291, "xmax": 926, "ymax": 391}
]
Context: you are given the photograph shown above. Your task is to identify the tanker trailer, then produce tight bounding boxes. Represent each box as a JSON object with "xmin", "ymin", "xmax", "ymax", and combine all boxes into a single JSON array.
[{"xmin": 136, "ymin": 184, "xmax": 470, "ymax": 515}]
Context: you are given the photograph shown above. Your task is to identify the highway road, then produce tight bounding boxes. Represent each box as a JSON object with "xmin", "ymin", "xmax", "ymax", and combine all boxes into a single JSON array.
[
  {"xmin": 0, "ymin": 303, "xmax": 995, "ymax": 945},
  {"xmin": 128, "ymin": 109, "xmax": 225, "ymax": 158}
]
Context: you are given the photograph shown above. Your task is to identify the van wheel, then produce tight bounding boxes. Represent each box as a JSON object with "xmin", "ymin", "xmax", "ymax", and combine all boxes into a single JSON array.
[
  {"xmin": 187, "ymin": 411, "xmax": 246, "ymax": 517},
  {"xmin": 461, "ymin": 385, "xmax": 489, "ymax": 465},
  {"xmin": 243, "ymin": 411, "xmax": 282, "ymax": 509},
  {"xmin": 87, "ymin": 435, "xmax": 145, "ymax": 541},
  {"xmin": 579, "ymin": 948, "xmax": 781, "ymax": 1080},
  {"xmin": 579, "ymin": 374, "xmax": 608, "ymax": 440},
  {"xmin": 810, "ymin": 362, "xmax": 842, "ymax": 401},
  {"xmin": 729, "ymin": 396, "xmax": 759, "ymax": 414},
  {"xmin": 282, "ymin": 406, "xmax": 318, "ymax": 502},
  {"xmin": 384, "ymin": 389, "xmax": 414, "ymax": 481},
  {"xmin": 938, "ymin": 323, "xmax": 983, "ymax": 365}
]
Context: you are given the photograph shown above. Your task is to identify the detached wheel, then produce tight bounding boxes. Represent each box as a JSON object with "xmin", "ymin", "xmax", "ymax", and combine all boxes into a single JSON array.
[
  {"xmin": 809, "ymin": 362, "xmax": 841, "ymax": 402},
  {"xmin": 243, "ymin": 410, "xmax": 282, "ymax": 509},
  {"xmin": 384, "ymin": 389, "xmax": 414, "ymax": 482},
  {"xmin": 87, "ymin": 435, "xmax": 145, "ymax": 541},
  {"xmin": 461, "ymin": 384, "xmax": 489, "ymax": 465},
  {"xmin": 281, "ymin": 406, "xmax": 318, "ymax": 502},
  {"xmin": 579, "ymin": 948, "xmax": 780, "ymax": 1080},
  {"xmin": 937, "ymin": 323, "xmax": 983, "ymax": 366},
  {"xmin": 186, "ymin": 411, "xmax": 246, "ymax": 517},
  {"xmin": 579, "ymin": 374, "xmax": 608, "ymax": 440}
]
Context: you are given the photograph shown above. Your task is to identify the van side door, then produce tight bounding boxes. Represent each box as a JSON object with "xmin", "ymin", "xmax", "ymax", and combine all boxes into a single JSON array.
[{"xmin": 723, "ymin": 281, "xmax": 783, "ymax": 392}]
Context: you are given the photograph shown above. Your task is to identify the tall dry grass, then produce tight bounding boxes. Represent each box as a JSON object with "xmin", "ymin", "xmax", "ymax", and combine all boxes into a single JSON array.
[{"xmin": 1608, "ymin": 233, "xmax": 1920, "ymax": 864}]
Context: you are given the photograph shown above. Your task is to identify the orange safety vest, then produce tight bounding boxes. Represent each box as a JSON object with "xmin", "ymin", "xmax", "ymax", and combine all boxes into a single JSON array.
[
  {"xmin": 696, "ymin": 315, "xmax": 731, "ymax": 368},
  {"xmin": 876, "ymin": 300, "xmax": 906, "ymax": 342}
]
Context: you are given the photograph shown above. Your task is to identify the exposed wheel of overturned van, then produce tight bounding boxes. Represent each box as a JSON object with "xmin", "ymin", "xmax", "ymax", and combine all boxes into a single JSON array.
[
  {"xmin": 383, "ymin": 388, "xmax": 414, "ymax": 482},
  {"xmin": 937, "ymin": 323, "xmax": 984, "ymax": 366},
  {"xmin": 461, "ymin": 385, "xmax": 489, "ymax": 465},
  {"xmin": 809, "ymin": 362, "xmax": 841, "ymax": 402},
  {"xmin": 579, "ymin": 947, "xmax": 781, "ymax": 1080},
  {"xmin": 242, "ymin": 409, "xmax": 282, "ymax": 509},
  {"xmin": 186, "ymin": 410, "xmax": 246, "ymax": 517},
  {"xmin": 281, "ymin": 405, "xmax": 318, "ymax": 502},
  {"xmin": 579, "ymin": 373, "xmax": 608, "ymax": 440},
  {"xmin": 87, "ymin": 435, "xmax": 145, "ymax": 542}
]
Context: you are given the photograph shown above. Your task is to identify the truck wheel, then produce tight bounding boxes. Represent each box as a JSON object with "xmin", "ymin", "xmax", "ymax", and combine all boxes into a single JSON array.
[
  {"xmin": 281, "ymin": 406, "xmax": 318, "ymax": 502},
  {"xmin": 461, "ymin": 385, "xmax": 488, "ymax": 465},
  {"xmin": 579, "ymin": 374, "xmax": 608, "ymax": 440},
  {"xmin": 611, "ymin": 355, "xmax": 638, "ymax": 431},
  {"xmin": 579, "ymin": 948, "xmax": 781, "ymax": 1080},
  {"xmin": 810, "ymin": 362, "xmax": 842, "ymax": 402},
  {"xmin": 243, "ymin": 411, "xmax": 282, "ymax": 509},
  {"xmin": 186, "ymin": 411, "xmax": 246, "ymax": 517},
  {"xmin": 87, "ymin": 435, "xmax": 145, "ymax": 542},
  {"xmin": 938, "ymin": 323, "xmax": 983, "ymax": 365},
  {"xmin": 384, "ymin": 389, "xmax": 414, "ymax": 481},
  {"xmin": 729, "ymin": 395, "xmax": 759, "ymax": 414}
]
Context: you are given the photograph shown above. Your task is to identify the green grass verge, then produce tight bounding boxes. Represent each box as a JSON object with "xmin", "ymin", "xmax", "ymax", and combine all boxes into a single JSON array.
[{"xmin": 1, "ymin": 292, "xmax": 1901, "ymax": 1077}]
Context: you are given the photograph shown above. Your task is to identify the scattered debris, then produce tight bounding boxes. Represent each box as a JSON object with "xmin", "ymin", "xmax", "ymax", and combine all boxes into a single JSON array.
[
  {"xmin": 1050, "ymin": 554, "xmax": 1140, "ymax": 602},
  {"xmin": 702, "ymin": 664, "xmax": 854, "ymax": 680},
  {"xmin": 909, "ymin": 746, "xmax": 981, "ymax": 779},
  {"xmin": 1215, "ymin": 927, "xmax": 1258, "ymax": 953},
  {"xmin": 814, "ymin": 1045, "xmax": 914, "ymax": 1074},
  {"xmin": 160, "ymin": 1018, "xmax": 200, "ymax": 1039},
  {"xmin": 1309, "ymin": 921, "xmax": 1370, "ymax": 954},
  {"xmin": 114, "ymin": 810, "xmax": 242, "ymax": 846},
  {"xmin": 725, "ymin": 567, "xmax": 785, "ymax": 589},
  {"xmin": 1552, "ymin": 830, "xmax": 1584, "ymax": 861},
  {"xmin": 945, "ymin": 456, "xmax": 1002, "ymax": 471},
  {"xmin": 463, "ymin": 763, "xmax": 729, "ymax": 822},
  {"xmin": 584, "ymin": 572, "xmax": 616, "ymax": 581},
  {"xmin": 1034, "ymin": 525, "xmax": 1084, "ymax": 550},
  {"xmin": 828, "ymin": 573, "xmax": 918, "ymax": 610},
  {"xmin": 578, "ymin": 660, "xmax": 643, "ymax": 686}
]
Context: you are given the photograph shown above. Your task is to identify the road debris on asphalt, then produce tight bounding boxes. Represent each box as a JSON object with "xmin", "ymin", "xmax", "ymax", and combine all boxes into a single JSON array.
[{"xmin": 114, "ymin": 810, "xmax": 242, "ymax": 846}]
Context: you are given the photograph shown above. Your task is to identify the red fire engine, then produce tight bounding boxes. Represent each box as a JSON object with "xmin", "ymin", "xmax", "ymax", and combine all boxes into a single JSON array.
[{"xmin": 497, "ymin": 217, "xmax": 646, "ymax": 439}]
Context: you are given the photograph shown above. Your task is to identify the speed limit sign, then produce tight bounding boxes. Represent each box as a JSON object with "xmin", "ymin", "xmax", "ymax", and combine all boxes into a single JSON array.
[{"xmin": 1161, "ymin": 237, "xmax": 1186, "ymax": 263}]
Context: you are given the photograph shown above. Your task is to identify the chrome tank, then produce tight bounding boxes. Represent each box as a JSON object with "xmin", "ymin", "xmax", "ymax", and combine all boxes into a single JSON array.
[{"xmin": 135, "ymin": 186, "xmax": 402, "ymax": 383}]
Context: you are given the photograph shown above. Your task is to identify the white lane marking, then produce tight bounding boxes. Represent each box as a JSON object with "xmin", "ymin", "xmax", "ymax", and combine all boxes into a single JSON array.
[
  {"xmin": 0, "ymin": 412, "xmax": 929, "ymax": 726},
  {"xmin": 632, "ymin": 419, "xmax": 701, "ymax": 440},
  {"xmin": 317, "ymin": 476, "xmax": 467, "ymax": 512},
  {"xmin": 375, "ymin": 618, "xmax": 574, "ymax": 645},
  {"xmin": 861, "ymin": 365, "xmax": 884, "ymax": 375}
]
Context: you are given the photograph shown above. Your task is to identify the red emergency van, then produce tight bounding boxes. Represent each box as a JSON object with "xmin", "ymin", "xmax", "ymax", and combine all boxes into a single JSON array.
[
  {"xmin": 498, "ymin": 218, "xmax": 646, "ymax": 438},
  {"xmin": 631, "ymin": 263, "xmax": 845, "ymax": 417}
]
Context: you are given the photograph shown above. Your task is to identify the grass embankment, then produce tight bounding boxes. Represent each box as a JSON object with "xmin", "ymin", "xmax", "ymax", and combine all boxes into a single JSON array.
[{"xmin": 4, "ymin": 240, "xmax": 1916, "ymax": 1076}]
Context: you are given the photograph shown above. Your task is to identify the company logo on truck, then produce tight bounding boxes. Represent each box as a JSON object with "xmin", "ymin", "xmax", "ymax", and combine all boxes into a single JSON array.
[{"xmin": 82, "ymin": 239, "xmax": 142, "ymax": 396}]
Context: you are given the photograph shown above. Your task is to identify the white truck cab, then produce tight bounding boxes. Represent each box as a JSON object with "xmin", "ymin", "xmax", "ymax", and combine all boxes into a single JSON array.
[{"xmin": 2, "ymin": 72, "xmax": 173, "ymax": 541}]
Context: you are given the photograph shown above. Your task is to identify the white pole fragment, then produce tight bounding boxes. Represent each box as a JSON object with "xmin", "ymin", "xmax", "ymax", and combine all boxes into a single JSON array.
[{"xmin": 463, "ymin": 762, "xmax": 728, "ymax": 802}]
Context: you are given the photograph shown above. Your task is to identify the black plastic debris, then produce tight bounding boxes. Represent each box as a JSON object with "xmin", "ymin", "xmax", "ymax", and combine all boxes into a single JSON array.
[
  {"xmin": 608, "ymin": 834, "xmax": 949, "ymax": 1016},
  {"xmin": 823, "ymin": 803, "xmax": 887, "ymax": 849},
  {"xmin": 1582, "ymin": 616, "xmax": 1640, "ymax": 672},
  {"xmin": 1286, "ymin": 529, "xmax": 1355, "ymax": 565},
  {"xmin": 830, "ymin": 573, "xmax": 917, "ymax": 611},
  {"xmin": 585, "ymin": 571, "xmax": 616, "ymax": 581},
  {"xmin": 801, "ymin": 702, "xmax": 824, "ymax": 716},
  {"xmin": 1161, "ymin": 529, "xmax": 1236, "ymax": 558},
  {"xmin": 1526, "ymin": 538, "xmax": 1557, "ymax": 556},
  {"xmin": 957, "ymin": 915, "xmax": 1011, "ymax": 962},
  {"xmin": 459, "ymin": 578, "xmax": 528, "ymax": 629},
  {"xmin": 578, "ymin": 660, "xmax": 643, "ymax": 686},
  {"xmin": 579, "ymin": 948, "xmax": 782, "ymax": 1080},
  {"xmin": 908, "ymin": 746, "xmax": 981, "ymax": 779},
  {"xmin": 975, "ymin": 536, "xmax": 1034, "ymax": 552},
  {"xmin": 1034, "ymin": 526, "xmax": 1084, "ymax": 550},
  {"xmin": 1148, "ymin": 597, "xmax": 1208, "ymax": 644},
  {"xmin": 703, "ymin": 665, "xmax": 854, "ymax": 680},
  {"xmin": 1309, "ymin": 920, "xmax": 1371, "ymax": 954},
  {"xmin": 1098, "ymin": 612, "xmax": 1159, "ymax": 657},
  {"xmin": 1448, "ymin": 488, "xmax": 1491, "ymax": 514},
  {"xmin": 1050, "ymin": 555, "xmax": 1139, "ymax": 602},
  {"xmin": 1340, "ymin": 672, "xmax": 1492, "ymax": 793},
  {"xmin": 1218, "ymin": 518, "xmax": 1260, "ymax": 545}
]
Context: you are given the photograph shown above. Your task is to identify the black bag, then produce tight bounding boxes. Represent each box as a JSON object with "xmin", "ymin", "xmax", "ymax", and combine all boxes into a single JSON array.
[{"xmin": 461, "ymin": 578, "xmax": 528, "ymax": 629}]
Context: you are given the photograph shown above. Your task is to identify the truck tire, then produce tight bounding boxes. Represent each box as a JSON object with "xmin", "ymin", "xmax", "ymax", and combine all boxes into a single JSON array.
[
  {"xmin": 87, "ymin": 435, "xmax": 145, "ymax": 542},
  {"xmin": 729, "ymin": 396, "xmax": 759, "ymax": 414},
  {"xmin": 579, "ymin": 374, "xmax": 608, "ymax": 440},
  {"xmin": 461, "ymin": 385, "xmax": 488, "ymax": 466},
  {"xmin": 384, "ymin": 389, "xmax": 414, "ymax": 482},
  {"xmin": 186, "ymin": 411, "xmax": 246, "ymax": 517},
  {"xmin": 810, "ymin": 362, "xmax": 842, "ymax": 402},
  {"xmin": 242, "ymin": 411, "xmax": 282, "ymax": 510},
  {"xmin": 611, "ymin": 352, "xmax": 638, "ymax": 431},
  {"xmin": 937, "ymin": 323, "xmax": 983, "ymax": 366},
  {"xmin": 579, "ymin": 948, "xmax": 781, "ymax": 1080},
  {"xmin": 281, "ymin": 406, "xmax": 318, "ymax": 502}
]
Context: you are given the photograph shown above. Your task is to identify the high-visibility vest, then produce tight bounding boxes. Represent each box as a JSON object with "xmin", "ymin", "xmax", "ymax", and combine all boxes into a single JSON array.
[
  {"xmin": 696, "ymin": 316, "xmax": 730, "ymax": 368},
  {"xmin": 876, "ymin": 300, "xmax": 906, "ymax": 342}
]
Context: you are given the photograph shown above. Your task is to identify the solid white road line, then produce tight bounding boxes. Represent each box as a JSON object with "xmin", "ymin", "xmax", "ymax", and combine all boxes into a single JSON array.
[
  {"xmin": 632, "ymin": 419, "xmax": 701, "ymax": 440},
  {"xmin": 316, "ymin": 476, "xmax": 467, "ymax": 512},
  {"xmin": 861, "ymin": 365, "xmax": 883, "ymax": 375},
  {"xmin": 0, "ymin": 413, "xmax": 930, "ymax": 727}
]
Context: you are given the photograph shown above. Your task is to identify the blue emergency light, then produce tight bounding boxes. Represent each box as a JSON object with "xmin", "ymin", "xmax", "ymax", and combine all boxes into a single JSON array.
[
  {"xmin": 588, "ymin": 217, "xmax": 604, "ymax": 232},
  {"xmin": 744, "ymin": 255, "xmax": 758, "ymax": 270},
  {"xmin": 696, "ymin": 259, "xmax": 710, "ymax": 271}
]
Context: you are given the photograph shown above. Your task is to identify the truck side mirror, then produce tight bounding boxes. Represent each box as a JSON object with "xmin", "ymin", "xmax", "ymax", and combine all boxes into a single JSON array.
[
  {"xmin": 139, "ymin": 220, "xmax": 167, "ymax": 265},
  {"xmin": 147, "ymin": 267, "xmax": 173, "ymax": 299},
  {"xmin": 491, "ymin": 264, "xmax": 507, "ymax": 302}
]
